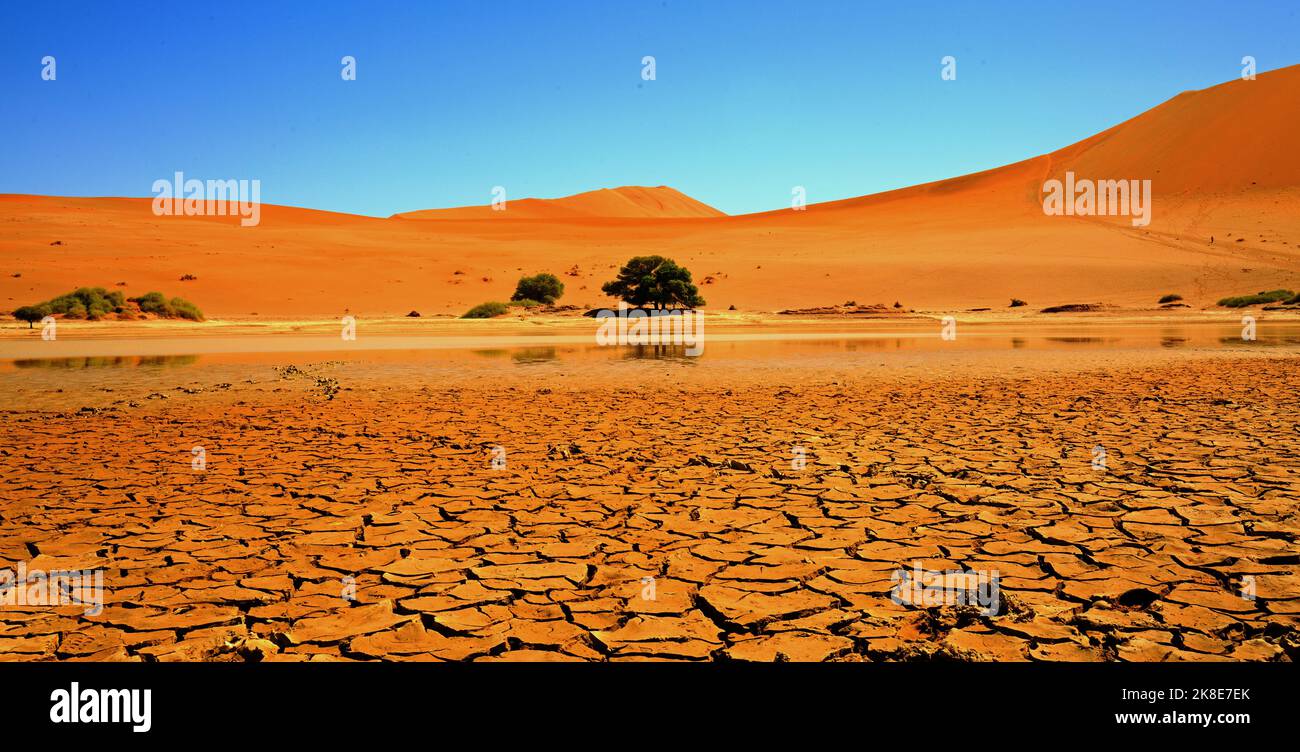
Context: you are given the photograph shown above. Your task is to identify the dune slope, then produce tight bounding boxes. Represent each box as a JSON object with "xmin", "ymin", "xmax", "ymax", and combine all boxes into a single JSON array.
[{"xmin": 2, "ymin": 66, "xmax": 1299, "ymax": 318}]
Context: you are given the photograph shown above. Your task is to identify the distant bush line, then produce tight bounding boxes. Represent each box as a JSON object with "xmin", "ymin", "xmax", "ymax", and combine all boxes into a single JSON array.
[
  {"xmin": 10, "ymin": 287, "xmax": 204, "ymax": 324},
  {"xmin": 1216, "ymin": 289, "xmax": 1294, "ymax": 308}
]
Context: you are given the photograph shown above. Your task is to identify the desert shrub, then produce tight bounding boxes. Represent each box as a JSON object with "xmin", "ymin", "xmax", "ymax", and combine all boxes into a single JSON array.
[
  {"xmin": 1216, "ymin": 289, "xmax": 1294, "ymax": 308},
  {"xmin": 168, "ymin": 297, "xmax": 204, "ymax": 321},
  {"xmin": 1040, "ymin": 303, "xmax": 1104, "ymax": 313},
  {"xmin": 130, "ymin": 291, "xmax": 171, "ymax": 315},
  {"xmin": 507, "ymin": 298, "xmax": 542, "ymax": 308},
  {"xmin": 127, "ymin": 291, "xmax": 204, "ymax": 320},
  {"xmin": 1009, "ymin": 298, "xmax": 1027, "ymax": 307},
  {"xmin": 19, "ymin": 287, "xmax": 202, "ymax": 322},
  {"xmin": 45, "ymin": 287, "xmax": 124, "ymax": 318},
  {"xmin": 461, "ymin": 301, "xmax": 509, "ymax": 319},
  {"xmin": 1158, "ymin": 293, "xmax": 1183, "ymax": 304},
  {"xmin": 512, "ymin": 273, "xmax": 564, "ymax": 304}
]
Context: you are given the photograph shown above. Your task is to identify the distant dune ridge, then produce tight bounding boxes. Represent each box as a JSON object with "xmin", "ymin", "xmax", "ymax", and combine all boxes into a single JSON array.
[
  {"xmin": 3, "ymin": 65, "xmax": 1299, "ymax": 317},
  {"xmin": 392, "ymin": 185, "xmax": 727, "ymax": 220}
]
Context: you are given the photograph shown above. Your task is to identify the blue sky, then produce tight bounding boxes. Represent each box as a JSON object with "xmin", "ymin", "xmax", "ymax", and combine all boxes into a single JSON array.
[{"xmin": 1, "ymin": 1, "xmax": 1296, "ymax": 216}]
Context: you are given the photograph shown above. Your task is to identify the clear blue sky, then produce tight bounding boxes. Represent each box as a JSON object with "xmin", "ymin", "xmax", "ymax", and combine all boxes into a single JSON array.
[{"xmin": 2, "ymin": 1, "xmax": 1296, "ymax": 216}]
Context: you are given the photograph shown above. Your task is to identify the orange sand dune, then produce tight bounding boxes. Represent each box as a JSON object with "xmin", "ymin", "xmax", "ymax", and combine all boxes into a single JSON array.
[
  {"xmin": 2, "ymin": 66, "xmax": 1299, "ymax": 319},
  {"xmin": 392, "ymin": 185, "xmax": 726, "ymax": 220}
]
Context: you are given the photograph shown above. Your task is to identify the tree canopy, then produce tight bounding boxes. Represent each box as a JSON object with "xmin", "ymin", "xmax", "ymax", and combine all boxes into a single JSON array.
[
  {"xmin": 600, "ymin": 255, "xmax": 705, "ymax": 309},
  {"xmin": 512, "ymin": 273, "xmax": 564, "ymax": 304},
  {"xmin": 13, "ymin": 305, "xmax": 48, "ymax": 328}
]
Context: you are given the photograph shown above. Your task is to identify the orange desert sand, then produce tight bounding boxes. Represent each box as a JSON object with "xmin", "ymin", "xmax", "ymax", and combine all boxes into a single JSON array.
[
  {"xmin": 1, "ymin": 68, "xmax": 1298, "ymax": 663},
  {"xmin": 2, "ymin": 65, "xmax": 1299, "ymax": 319}
]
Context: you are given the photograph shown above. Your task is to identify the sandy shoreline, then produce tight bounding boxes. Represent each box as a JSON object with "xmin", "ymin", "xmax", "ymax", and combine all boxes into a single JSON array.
[{"xmin": 3, "ymin": 310, "xmax": 1298, "ymax": 360}]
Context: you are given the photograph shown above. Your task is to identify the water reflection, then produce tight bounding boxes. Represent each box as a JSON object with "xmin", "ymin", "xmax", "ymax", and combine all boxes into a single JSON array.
[
  {"xmin": 12, "ymin": 354, "xmax": 199, "ymax": 369},
  {"xmin": 621, "ymin": 344, "xmax": 700, "ymax": 362},
  {"xmin": 511, "ymin": 347, "xmax": 559, "ymax": 363},
  {"xmin": 5, "ymin": 323, "xmax": 1300, "ymax": 370},
  {"xmin": 1218, "ymin": 334, "xmax": 1300, "ymax": 346},
  {"xmin": 470, "ymin": 347, "xmax": 563, "ymax": 363}
]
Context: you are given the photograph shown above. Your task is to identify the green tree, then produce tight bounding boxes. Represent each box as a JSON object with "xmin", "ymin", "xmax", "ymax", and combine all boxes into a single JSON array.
[
  {"xmin": 601, "ymin": 255, "xmax": 705, "ymax": 309},
  {"xmin": 13, "ymin": 305, "xmax": 48, "ymax": 328},
  {"xmin": 512, "ymin": 273, "xmax": 564, "ymax": 304}
]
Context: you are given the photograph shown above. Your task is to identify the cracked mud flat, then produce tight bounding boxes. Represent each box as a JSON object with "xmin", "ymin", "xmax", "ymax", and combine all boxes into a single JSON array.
[{"xmin": 1, "ymin": 347, "xmax": 1298, "ymax": 662}]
